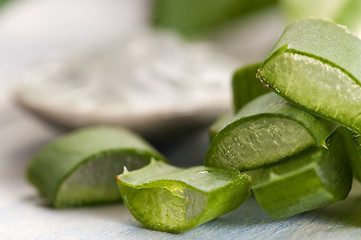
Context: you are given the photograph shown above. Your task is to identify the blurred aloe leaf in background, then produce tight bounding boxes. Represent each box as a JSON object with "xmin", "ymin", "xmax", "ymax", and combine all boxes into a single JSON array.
[
  {"xmin": 152, "ymin": 0, "xmax": 278, "ymax": 37},
  {"xmin": 0, "ymin": 0, "xmax": 12, "ymax": 7},
  {"xmin": 280, "ymin": 0, "xmax": 361, "ymax": 37}
]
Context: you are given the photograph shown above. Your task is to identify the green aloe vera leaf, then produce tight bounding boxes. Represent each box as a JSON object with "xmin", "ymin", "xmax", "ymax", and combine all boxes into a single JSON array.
[
  {"xmin": 205, "ymin": 92, "xmax": 337, "ymax": 171},
  {"xmin": 232, "ymin": 62, "xmax": 270, "ymax": 113},
  {"xmin": 252, "ymin": 132, "xmax": 352, "ymax": 220},
  {"xmin": 117, "ymin": 161, "xmax": 251, "ymax": 233},
  {"xmin": 257, "ymin": 18, "xmax": 361, "ymax": 134},
  {"xmin": 339, "ymin": 127, "xmax": 361, "ymax": 182},
  {"xmin": 280, "ymin": 0, "xmax": 361, "ymax": 36},
  {"xmin": 152, "ymin": 0, "xmax": 277, "ymax": 37},
  {"xmin": 27, "ymin": 126, "xmax": 165, "ymax": 208}
]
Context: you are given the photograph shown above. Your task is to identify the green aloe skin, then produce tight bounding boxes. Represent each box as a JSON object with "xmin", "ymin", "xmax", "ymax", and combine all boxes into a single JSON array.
[
  {"xmin": 117, "ymin": 161, "xmax": 251, "ymax": 233},
  {"xmin": 252, "ymin": 132, "xmax": 352, "ymax": 220},
  {"xmin": 232, "ymin": 62, "xmax": 270, "ymax": 113},
  {"xmin": 339, "ymin": 127, "xmax": 361, "ymax": 182},
  {"xmin": 257, "ymin": 18, "xmax": 361, "ymax": 135},
  {"xmin": 205, "ymin": 92, "xmax": 337, "ymax": 171},
  {"xmin": 27, "ymin": 126, "xmax": 165, "ymax": 208}
]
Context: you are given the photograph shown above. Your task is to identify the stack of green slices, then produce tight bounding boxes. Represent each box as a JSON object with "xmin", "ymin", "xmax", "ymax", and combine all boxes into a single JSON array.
[{"xmin": 27, "ymin": 18, "xmax": 361, "ymax": 233}]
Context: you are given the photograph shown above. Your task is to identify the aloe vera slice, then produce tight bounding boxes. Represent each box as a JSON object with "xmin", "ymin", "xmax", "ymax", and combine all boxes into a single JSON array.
[
  {"xmin": 27, "ymin": 126, "xmax": 165, "ymax": 208},
  {"xmin": 339, "ymin": 127, "xmax": 361, "ymax": 182},
  {"xmin": 232, "ymin": 62, "xmax": 270, "ymax": 113},
  {"xmin": 252, "ymin": 132, "xmax": 352, "ymax": 220},
  {"xmin": 117, "ymin": 161, "xmax": 251, "ymax": 233},
  {"xmin": 205, "ymin": 92, "xmax": 337, "ymax": 171},
  {"xmin": 257, "ymin": 18, "xmax": 361, "ymax": 134}
]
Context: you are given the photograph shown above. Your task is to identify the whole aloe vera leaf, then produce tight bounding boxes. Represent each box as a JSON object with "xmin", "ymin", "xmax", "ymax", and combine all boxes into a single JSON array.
[
  {"xmin": 252, "ymin": 132, "xmax": 352, "ymax": 220},
  {"xmin": 27, "ymin": 126, "xmax": 165, "ymax": 208},
  {"xmin": 257, "ymin": 18, "xmax": 361, "ymax": 134},
  {"xmin": 152, "ymin": 0, "xmax": 277, "ymax": 37},
  {"xmin": 205, "ymin": 92, "xmax": 337, "ymax": 171},
  {"xmin": 117, "ymin": 161, "xmax": 251, "ymax": 233},
  {"xmin": 339, "ymin": 127, "xmax": 361, "ymax": 182},
  {"xmin": 232, "ymin": 62, "xmax": 270, "ymax": 113}
]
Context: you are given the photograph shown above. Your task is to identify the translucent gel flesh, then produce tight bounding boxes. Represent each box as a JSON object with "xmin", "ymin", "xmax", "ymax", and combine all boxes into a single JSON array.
[
  {"xmin": 123, "ymin": 183, "xmax": 206, "ymax": 232},
  {"xmin": 260, "ymin": 52, "xmax": 361, "ymax": 133},
  {"xmin": 55, "ymin": 153, "xmax": 150, "ymax": 207},
  {"xmin": 207, "ymin": 117, "xmax": 314, "ymax": 171}
]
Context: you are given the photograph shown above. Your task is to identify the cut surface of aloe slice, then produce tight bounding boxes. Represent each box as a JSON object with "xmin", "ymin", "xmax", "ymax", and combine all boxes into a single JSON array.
[
  {"xmin": 232, "ymin": 62, "xmax": 270, "ymax": 113},
  {"xmin": 252, "ymin": 132, "xmax": 352, "ymax": 220},
  {"xmin": 205, "ymin": 92, "xmax": 337, "ymax": 171},
  {"xmin": 117, "ymin": 161, "xmax": 251, "ymax": 233},
  {"xmin": 27, "ymin": 126, "xmax": 165, "ymax": 208},
  {"xmin": 257, "ymin": 18, "xmax": 361, "ymax": 134}
]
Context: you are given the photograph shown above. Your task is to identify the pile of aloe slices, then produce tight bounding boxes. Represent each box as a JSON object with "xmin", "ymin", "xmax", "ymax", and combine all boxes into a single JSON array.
[{"xmin": 27, "ymin": 18, "xmax": 361, "ymax": 233}]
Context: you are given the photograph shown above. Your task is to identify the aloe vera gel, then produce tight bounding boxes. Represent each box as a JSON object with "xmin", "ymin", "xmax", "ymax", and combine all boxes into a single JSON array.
[
  {"xmin": 206, "ymin": 92, "xmax": 337, "ymax": 171},
  {"xmin": 117, "ymin": 161, "xmax": 251, "ymax": 233}
]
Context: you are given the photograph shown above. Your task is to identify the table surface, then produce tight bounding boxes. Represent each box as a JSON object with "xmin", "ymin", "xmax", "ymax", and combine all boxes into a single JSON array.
[{"xmin": 2, "ymin": 1, "xmax": 361, "ymax": 239}]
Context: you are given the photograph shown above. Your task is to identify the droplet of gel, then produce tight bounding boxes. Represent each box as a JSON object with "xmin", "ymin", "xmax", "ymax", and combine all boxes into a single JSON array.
[{"xmin": 122, "ymin": 166, "xmax": 129, "ymax": 174}]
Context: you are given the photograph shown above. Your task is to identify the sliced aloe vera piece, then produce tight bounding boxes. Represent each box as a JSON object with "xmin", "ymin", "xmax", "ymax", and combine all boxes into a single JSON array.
[
  {"xmin": 27, "ymin": 126, "xmax": 165, "ymax": 208},
  {"xmin": 257, "ymin": 18, "xmax": 361, "ymax": 134},
  {"xmin": 339, "ymin": 127, "xmax": 361, "ymax": 182},
  {"xmin": 117, "ymin": 161, "xmax": 251, "ymax": 233},
  {"xmin": 252, "ymin": 132, "xmax": 352, "ymax": 220},
  {"xmin": 205, "ymin": 92, "xmax": 337, "ymax": 171},
  {"xmin": 232, "ymin": 62, "xmax": 270, "ymax": 113}
]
